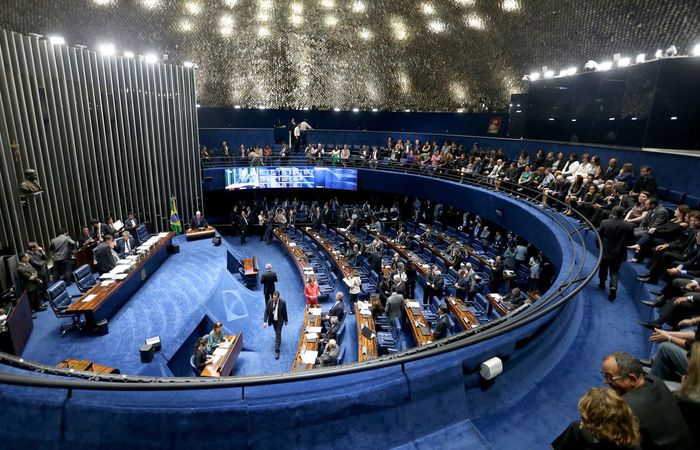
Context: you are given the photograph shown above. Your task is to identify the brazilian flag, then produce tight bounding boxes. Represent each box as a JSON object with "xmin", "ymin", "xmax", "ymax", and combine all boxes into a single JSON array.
[{"xmin": 169, "ymin": 196, "xmax": 182, "ymax": 234}]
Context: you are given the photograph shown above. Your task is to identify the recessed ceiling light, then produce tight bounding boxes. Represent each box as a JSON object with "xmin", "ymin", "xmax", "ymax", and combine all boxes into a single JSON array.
[
  {"xmin": 180, "ymin": 19, "xmax": 193, "ymax": 32},
  {"xmin": 234, "ymin": 105, "xmax": 241, "ymax": 109},
  {"xmin": 183, "ymin": 61, "xmax": 194, "ymax": 68},
  {"xmin": 333, "ymin": 108, "xmax": 341, "ymax": 112},
  {"xmin": 618, "ymin": 57, "xmax": 631, "ymax": 68},
  {"xmin": 352, "ymin": 1, "xmax": 366, "ymax": 13},
  {"xmin": 324, "ymin": 15, "xmax": 338, "ymax": 26},
  {"xmin": 501, "ymin": 0, "xmax": 520, "ymax": 12},
  {"xmin": 465, "ymin": 13, "xmax": 484, "ymax": 30},
  {"xmin": 598, "ymin": 61, "xmax": 613, "ymax": 71},
  {"xmin": 359, "ymin": 28, "xmax": 373, "ymax": 40},
  {"xmin": 291, "ymin": 2, "xmax": 303, "ymax": 13},
  {"xmin": 421, "ymin": 3, "xmax": 435, "ymax": 15},
  {"xmin": 144, "ymin": 53, "xmax": 158, "ymax": 64},
  {"xmin": 224, "ymin": 0, "xmax": 238, "ymax": 6},
  {"xmin": 123, "ymin": 51, "xmax": 135, "ymax": 58},
  {"xmin": 371, "ymin": 108, "xmax": 378, "ymax": 112},
  {"xmin": 258, "ymin": 26, "xmax": 270, "ymax": 37},
  {"xmin": 428, "ymin": 19, "xmax": 445, "ymax": 33},
  {"xmin": 220, "ymin": 15, "xmax": 234, "ymax": 26},
  {"xmin": 186, "ymin": 2, "xmax": 201, "ymax": 15},
  {"xmin": 141, "ymin": 0, "xmax": 159, "ymax": 9},
  {"xmin": 320, "ymin": 0, "xmax": 334, "ymax": 8},
  {"xmin": 352, "ymin": 108, "xmax": 359, "ymax": 112}
]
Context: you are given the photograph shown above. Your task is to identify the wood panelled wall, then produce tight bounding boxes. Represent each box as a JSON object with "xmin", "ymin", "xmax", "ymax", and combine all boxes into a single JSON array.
[{"xmin": 0, "ymin": 29, "xmax": 201, "ymax": 256}]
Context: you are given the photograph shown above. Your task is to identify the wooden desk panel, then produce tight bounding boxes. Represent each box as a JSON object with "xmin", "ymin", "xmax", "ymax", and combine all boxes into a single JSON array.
[
  {"xmin": 292, "ymin": 305, "xmax": 323, "ymax": 372},
  {"xmin": 402, "ymin": 299, "xmax": 433, "ymax": 346},
  {"xmin": 243, "ymin": 258, "xmax": 258, "ymax": 276},
  {"xmin": 67, "ymin": 232, "xmax": 174, "ymax": 326},
  {"xmin": 486, "ymin": 293, "xmax": 515, "ymax": 316},
  {"xmin": 201, "ymin": 333, "xmax": 243, "ymax": 377},
  {"xmin": 273, "ymin": 229, "xmax": 311, "ymax": 280},
  {"xmin": 0, "ymin": 292, "xmax": 33, "ymax": 355},
  {"xmin": 302, "ymin": 227, "xmax": 353, "ymax": 279},
  {"xmin": 355, "ymin": 302, "xmax": 378, "ymax": 361},
  {"xmin": 185, "ymin": 226, "xmax": 216, "ymax": 241},
  {"xmin": 56, "ymin": 358, "xmax": 120, "ymax": 374},
  {"xmin": 445, "ymin": 296, "xmax": 480, "ymax": 331}
]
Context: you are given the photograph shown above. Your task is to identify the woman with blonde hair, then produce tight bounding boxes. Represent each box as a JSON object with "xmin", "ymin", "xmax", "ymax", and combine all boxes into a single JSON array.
[
  {"xmin": 552, "ymin": 387, "xmax": 641, "ymax": 449},
  {"xmin": 304, "ymin": 274, "xmax": 320, "ymax": 305},
  {"xmin": 679, "ymin": 341, "xmax": 700, "ymax": 400}
]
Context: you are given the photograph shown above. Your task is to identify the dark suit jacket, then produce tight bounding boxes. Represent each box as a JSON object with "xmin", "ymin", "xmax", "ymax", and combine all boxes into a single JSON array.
[
  {"xmin": 598, "ymin": 217, "xmax": 635, "ymax": 261},
  {"xmin": 328, "ymin": 301, "xmax": 344, "ymax": 320},
  {"xmin": 190, "ymin": 216, "xmax": 209, "ymax": 229},
  {"xmin": 260, "ymin": 271, "xmax": 278, "ymax": 294},
  {"xmin": 17, "ymin": 263, "xmax": 41, "ymax": 292},
  {"xmin": 264, "ymin": 298, "xmax": 288, "ymax": 325},
  {"xmin": 100, "ymin": 223, "xmax": 116, "ymax": 238},
  {"xmin": 641, "ymin": 205, "xmax": 669, "ymax": 230},
  {"xmin": 93, "ymin": 243, "xmax": 118, "ymax": 274},
  {"xmin": 322, "ymin": 322, "xmax": 341, "ymax": 342},
  {"xmin": 78, "ymin": 231, "xmax": 96, "ymax": 248},
  {"xmin": 116, "ymin": 237, "xmax": 137, "ymax": 256},
  {"xmin": 433, "ymin": 314, "xmax": 449, "ymax": 340},
  {"xmin": 385, "ymin": 293, "xmax": 403, "ymax": 322}
]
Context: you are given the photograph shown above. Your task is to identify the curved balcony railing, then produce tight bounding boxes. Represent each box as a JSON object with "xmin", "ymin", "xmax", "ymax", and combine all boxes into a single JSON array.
[{"xmin": 0, "ymin": 154, "xmax": 601, "ymax": 391}]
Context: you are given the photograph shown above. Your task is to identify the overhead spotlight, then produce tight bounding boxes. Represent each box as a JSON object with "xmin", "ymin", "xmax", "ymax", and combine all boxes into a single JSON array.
[
  {"xmin": 693, "ymin": 44, "xmax": 700, "ymax": 57},
  {"xmin": 144, "ymin": 53, "xmax": 158, "ymax": 64},
  {"xmin": 234, "ymin": 105, "xmax": 241, "ymax": 109},
  {"xmin": 635, "ymin": 53, "xmax": 645, "ymax": 63},
  {"xmin": 183, "ymin": 61, "xmax": 194, "ymax": 68},
  {"xmin": 404, "ymin": 109, "xmax": 411, "ymax": 112},
  {"xmin": 664, "ymin": 45, "xmax": 678, "ymax": 57},
  {"xmin": 456, "ymin": 108, "xmax": 464, "ymax": 113},
  {"xmin": 352, "ymin": 107, "xmax": 359, "ymax": 112},
  {"xmin": 98, "ymin": 43, "xmax": 116, "ymax": 56},
  {"xmin": 654, "ymin": 49, "xmax": 663, "ymax": 59},
  {"xmin": 543, "ymin": 70, "xmax": 554, "ymax": 79},
  {"xmin": 598, "ymin": 61, "xmax": 613, "ymax": 71},
  {"xmin": 371, "ymin": 108, "xmax": 378, "ymax": 112},
  {"xmin": 196, "ymin": 103, "xmax": 201, "ymax": 108},
  {"xmin": 584, "ymin": 60, "xmax": 598, "ymax": 71},
  {"xmin": 529, "ymin": 72, "xmax": 540, "ymax": 80},
  {"xmin": 48, "ymin": 35, "xmax": 65, "ymax": 45},
  {"xmin": 123, "ymin": 51, "xmax": 135, "ymax": 58},
  {"xmin": 521, "ymin": 75, "xmax": 530, "ymax": 81},
  {"xmin": 351, "ymin": 1, "xmax": 366, "ymax": 13},
  {"xmin": 617, "ymin": 57, "xmax": 630, "ymax": 68},
  {"xmin": 566, "ymin": 67, "xmax": 577, "ymax": 76},
  {"xmin": 333, "ymin": 107, "xmax": 341, "ymax": 112}
]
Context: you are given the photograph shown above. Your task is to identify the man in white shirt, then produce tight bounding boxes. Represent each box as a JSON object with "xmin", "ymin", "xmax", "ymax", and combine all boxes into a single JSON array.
[{"xmin": 298, "ymin": 119, "xmax": 312, "ymax": 145}]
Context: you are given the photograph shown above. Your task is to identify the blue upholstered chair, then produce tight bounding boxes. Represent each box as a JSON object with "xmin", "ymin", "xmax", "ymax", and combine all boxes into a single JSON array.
[
  {"xmin": 46, "ymin": 281, "xmax": 83, "ymax": 336},
  {"xmin": 72, "ymin": 264, "xmax": 97, "ymax": 293}
]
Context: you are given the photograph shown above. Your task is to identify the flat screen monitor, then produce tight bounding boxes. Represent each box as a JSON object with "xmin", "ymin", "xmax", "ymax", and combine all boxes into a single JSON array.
[{"xmin": 225, "ymin": 167, "xmax": 357, "ymax": 191}]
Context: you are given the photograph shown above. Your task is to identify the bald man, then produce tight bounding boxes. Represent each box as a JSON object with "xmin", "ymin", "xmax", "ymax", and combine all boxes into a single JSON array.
[{"xmin": 260, "ymin": 263, "xmax": 278, "ymax": 304}]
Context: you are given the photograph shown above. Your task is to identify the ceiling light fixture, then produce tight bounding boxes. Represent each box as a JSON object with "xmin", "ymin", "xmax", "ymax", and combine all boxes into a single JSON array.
[
  {"xmin": 48, "ymin": 35, "xmax": 65, "ymax": 45},
  {"xmin": 598, "ymin": 61, "xmax": 613, "ymax": 71},
  {"xmin": 98, "ymin": 43, "xmax": 116, "ymax": 56},
  {"xmin": 543, "ymin": 70, "xmax": 554, "ymax": 79},
  {"xmin": 465, "ymin": 13, "xmax": 484, "ymax": 30},
  {"xmin": 123, "ymin": 51, "xmax": 135, "ymax": 58},
  {"xmin": 617, "ymin": 57, "xmax": 630, "ymax": 68},
  {"xmin": 185, "ymin": 2, "xmax": 201, "ymax": 15},
  {"xmin": 144, "ymin": 53, "xmax": 158, "ymax": 64},
  {"xmin": 635, "ymin": 53, "xmax": 645, "ymax": 63},
  {"xmin": 693, "ymin": 44, "xmax": 700, "ymax": 57},
  {"xmin": 429, "ymin": 20, "xmax": 445, "ymax": 33},
  {"xmin": 421, "ymin": 3, "xmax": 435, "ymax": 15},
  {"xmin": 352, "ymin": 1, "xmax": 366, "ymax": 13},
  {"xmin": 501, "ymin": 0, "xmax": 520, "ymax": 12},
  {"xmin": 529, "ymin": 72, "xmax": 540, "ymax": 80},
  {"xmin": 183, "ymin": 61, "xmax": 194, "ymax": 68}
]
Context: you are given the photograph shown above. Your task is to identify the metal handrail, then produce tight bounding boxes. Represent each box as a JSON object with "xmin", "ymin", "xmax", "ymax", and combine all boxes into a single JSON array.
[{"xmin": 0, "ymin": 157, "xmax": 601, "ymax": 391}]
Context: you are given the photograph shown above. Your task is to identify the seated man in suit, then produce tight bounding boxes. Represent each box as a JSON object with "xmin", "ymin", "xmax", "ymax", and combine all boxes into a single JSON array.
[
  {"xmin": 77, "ymin": 225, "xmax": 96, "ymax": 249},
  {"xmin": 189, "ymin": 211, "xmax": 209, "ymax": 230},
  {"xmin": 101, "ymin": 216, "xmax": 118, "ymax": 237},
  {"xmin": 432, "ymin": 304, "xmax": 450, "ymax": 341},
  {"xmin": 93, "ymin": 235, "xmax": 119, "ymax": 274},
  {"xmin": 324, "ymin": 292, "xmax": 345, "ymax": 327},
  {"xmin": 315, "ymin": 339, "xmax": 340, "ymax": 367},
  {"xmin": 193, "ymin": 337, "xmax": 211, "ymax": 373},
  {"xmin": 320, "ymin": 316, "xmax": 340, "ymax": 344},
  {"xmin": 116, "ymin": 230, "xmax": 137, "ymax": 257},
  {"xmin": 501, "ymin": 287, "xmax": 527, "ymax": 309}
]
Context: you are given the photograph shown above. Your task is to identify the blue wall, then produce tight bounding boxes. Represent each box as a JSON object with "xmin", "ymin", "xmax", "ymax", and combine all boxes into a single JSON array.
[{"xmin": 198, "ymin": 107, "xmax": 507, "ymax": 136}]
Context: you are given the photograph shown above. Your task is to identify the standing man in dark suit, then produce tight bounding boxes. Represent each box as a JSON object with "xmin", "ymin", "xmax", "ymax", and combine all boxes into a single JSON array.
[
  {"xmin": 49, "ymin": 227, "xmax": 77, "ymax": 282},
  {"xmin": 598, "ymin": 206, "xmax": 635, "ymax": 300},
  {"xmin": 27, "ymin": 242, "xmax": 49, "ymax": 293},
  {"xmin": 324, "ymin": 292, "xmax": 345, "ymax": 325},
  {"xmin": 124, "ymin": 212, "xmax": 138, "ymax": 230},
  {"xmin": 93, "ymin": 235, "xmax": 119, "ymax": 274},
  {"xmin": 239, "ymin": 210, "xmax": 249, "ymax": 246},
  {"xmin": 17, "ymin": 253, "xmax": 45, "ymax": 313},
  {"xmin": 432, "ymin": 304, "xmax": 450, "ymax": 340},
  {"xmin": 385, "ymin": 286, "xmax": 404, "ymax": 323},
  {"xmin": 260, "ymin": 263, "xmax": 278, "ymax": 305},
  {"xmin": 263, "ymin": 291, "xmax": 288, "ymax": 359}
]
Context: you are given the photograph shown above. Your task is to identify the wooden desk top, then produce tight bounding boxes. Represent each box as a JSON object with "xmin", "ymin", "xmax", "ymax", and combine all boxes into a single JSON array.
[
  {"xmin": 355, "ymin": 302, "xmax": 378, "ymax": 361},
  {"xmin": 185, "ymin": 226, "xmax": 216, "ymax": 240},
  {"xmin": 486, "ymin": 293, "xmax": 515, "ymax": 316},
  {"xmin": 435, "ymin": 231, "xmax": 493, "ymax": 268},
  {"xmin": 402, "ymin": 299, "xmax": 433, "ymax": 346},
  {"xmin": 292, "ymin": 304, "xmax": 323, "ymax": 372},
  {"xmin": 445, "ymin": 296, "xmax": 480, "ymax": 331},
  {"xmin": 57, "ymin": 358, "xmax": 119, "ymax": 374},
  {"xmin": 243, "ymin": 257, "xmax": 258, "ymax": 276},
  {"xmin": 201, "ymin": 333, "xmax": 243, "ymax": 377},
  {"xmin": 302, "ymin": 227, "xmax": 353, "ymax": 279},
  {"xmin": 273, "ymin": 229, "xmax": 311, "ymax": 280},
  {"xmin": 67, "ymin": 232, "xmax": 174, "ymax": 314},
  {"xmin": 375, "ymin": 233, "xmax": 429, "ymax": 277}
]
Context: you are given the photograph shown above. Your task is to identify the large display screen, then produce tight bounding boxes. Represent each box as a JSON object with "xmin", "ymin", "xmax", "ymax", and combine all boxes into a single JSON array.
[{"xmin": 225, "ymin": 167, "xmax": 357, "ymax": 191}]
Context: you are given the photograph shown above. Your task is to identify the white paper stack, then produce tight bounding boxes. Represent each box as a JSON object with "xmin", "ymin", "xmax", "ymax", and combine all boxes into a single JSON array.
[
  {"xmin": 82, "ymin": 294, "xmax": 97, "ymax": 303},
  {"xmin": 407, "ymin": 301, "xmax": 420, "ymax": 308},
  {"xmin": 306, "ymin": 326, "xmax": 322, "ymax": 333},
  {"xmin": 100, "ymin": 280, "xmax": 116, "ymax": 287},
  {"xmin": 310, "ymin": 307, "xmax": 322, "ymax": 316},
  {"xmin": 213, "ymin": 347, "xmax": 228, "ymax": 357},
  {"xmin": 99, "ymin": 273, "xmax": 114, "ymax": 280},
  {"xmin": 157, "ymin": 232, "xmax": 170, "ymax": 238},
  {"xmin": 301, "ymin": 350, "xmax": 318, "ymax": 365},
  {"xmin": 305, "ymin": 333, "xmax": 318, "ymax": 342},
  {"xmin": 112, "ymin": 273, "xmax": 128, "ymax": 280}
]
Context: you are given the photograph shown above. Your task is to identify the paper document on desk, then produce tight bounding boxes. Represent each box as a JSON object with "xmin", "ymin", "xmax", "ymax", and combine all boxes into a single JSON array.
[
  {"xmin": 407, "ymin": 301, "xmax": 421, "ymax": 308},
  {"xmin": 213, "ymin": 347, "xmax": 228, "ymax": 357},
  {"xmin": 342, "ymin": 277, "xmax": 352, "ymax": 287},
  {"xmin": 301, "ymin": 350, "xmax": 318, "ymax": 365},
  {"xmin": 306, "ymin": 326, "xmax": 322, "ymax": 333},
  {"xmin": 112, "ymin": 220, "xmax": 124, "ymax": 231},
  {"xmin": 305, "ymin": 333, "xmax": 318, "ymax": 342},
  {"xmin": 99, "ymin": 273, "xmax": 114, "ymax": 280},
  {"xmin": 310, "ymin": 308, "xmax": 322, "ymax": 316},
  {"xmin": 112, "ymin": 265, "xmax": 130, "ymax": 274},
  {"xmin": 82, "ymin": 294, "xmax": 97, "ymax": 303},
  {"xmin": 158, "ymin": 232, "xmax": 170, "ymax": 238},
  {"xmin": 288, "ymin": 242, "xmax": 297, "ymax": 247},
  {"xmin": 100, "ymin": 280, "xmax": 115, "ymax": 287},
  {"xmin": 112, "ymin": 273, "xmax": 128, "ymax": 280},
  {"xmin": 360, "ymin": 308, "xmax": 371, "ymax": 317}
]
